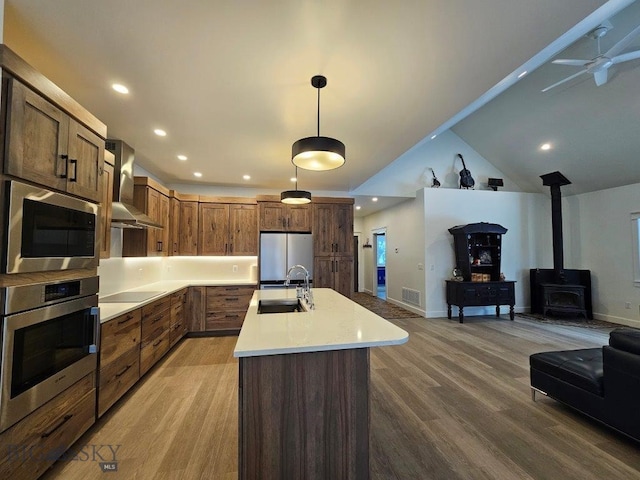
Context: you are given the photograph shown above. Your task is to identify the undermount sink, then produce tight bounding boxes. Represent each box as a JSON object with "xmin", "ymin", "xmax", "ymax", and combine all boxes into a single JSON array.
[{"xmin": 257, "ymin": 298, "xmax": 306, "ymax": 314}]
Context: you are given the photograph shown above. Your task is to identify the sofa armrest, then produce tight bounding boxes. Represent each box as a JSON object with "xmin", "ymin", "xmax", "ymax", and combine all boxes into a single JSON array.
[
  {"xmin": 609, "ymin": 328, "xmax": 640, "ymax": 355},
  {"xmin": 602, "ymin": 345, "xmax": 640, "ymax": 441}
]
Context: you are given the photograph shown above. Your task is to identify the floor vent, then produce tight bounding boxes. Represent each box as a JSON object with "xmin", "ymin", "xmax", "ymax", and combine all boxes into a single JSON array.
[{"xmin": 402, "ymin": 287, "xmax": 421, "ymax": 306}]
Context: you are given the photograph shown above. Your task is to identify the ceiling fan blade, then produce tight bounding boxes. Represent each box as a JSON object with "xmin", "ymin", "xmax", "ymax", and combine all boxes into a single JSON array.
[
  {"xmin": 552, "ymin": 59, "xmax": 589, "ymax": 67},
  {"xmin": 612, "ymin": 49, "xmax": 640, "ymax": 64},
  {"xmin": 593, "ymin": 69, "xmax": 608, "ymax": 86},
  {"xmin": 604, "ymin": 24, "xmax": 640, "ymax": 58},
  {"xmin": 541, "ymin": 69, "xmax": 588, "ymax": 93}
]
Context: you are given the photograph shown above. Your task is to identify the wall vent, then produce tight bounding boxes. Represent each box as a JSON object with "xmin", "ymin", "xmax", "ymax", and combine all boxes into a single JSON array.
[{"xmin": 402, "ymin": 287, "xmax": 421, "ymax": 306}]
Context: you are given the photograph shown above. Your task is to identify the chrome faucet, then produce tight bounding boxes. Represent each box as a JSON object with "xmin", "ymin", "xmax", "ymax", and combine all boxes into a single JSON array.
[{"xmin": 285, "ymin": 264, "xmax": 314, "ymax": 309}]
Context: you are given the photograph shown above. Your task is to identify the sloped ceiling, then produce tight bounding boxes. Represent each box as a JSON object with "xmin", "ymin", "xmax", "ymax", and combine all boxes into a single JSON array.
[
  {"xmin": 452, "ymin": 0, "xmax": 640, "ymax": 196},
  {"xmin": 3, "ymin": 0, "xmax": 610, "ymax": 197}
]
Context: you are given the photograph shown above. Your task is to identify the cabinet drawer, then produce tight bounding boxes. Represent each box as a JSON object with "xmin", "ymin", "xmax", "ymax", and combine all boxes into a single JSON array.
[
  {"xmin": 98, "ymin": 347, "xmax": 140, "ymax": 417},
  {"xmin": 171, "ymin": 288, "xmax": 188, "ymax": 305},
  {"xmin": 142, "ymin": 296, "xmax": 171, "ymax": 322},
  {"xmin": 141, "ymin": 310, "xmax": 170, "ymax": 345},
  {"xmin": 169, "ymin": 319, "xmax": 186, "ymax": 347},
  {"xmin": 207, "ymin": 285, "xmax": 255, "ymax": 298},
  {"xmin": 100, "ymin": 309, "xmax": 141, "ymax": 367},
  {"xmin": 0, "ymin": 374, "xmax": 95, "ymax": 480},
  {"xmin": 206, "ymin": 287, "xmax": 253, "ymax": 309},
  {"xmin": 171, "ymin": 301, "xmax": 184, "ymax": 321},
  {"xmin": 205, "ymin": 311, "xmax": 246, "ymax": 330},
  {"xmin": 140, "ymin": 330, "xmax": 170, "ymax": 375}
]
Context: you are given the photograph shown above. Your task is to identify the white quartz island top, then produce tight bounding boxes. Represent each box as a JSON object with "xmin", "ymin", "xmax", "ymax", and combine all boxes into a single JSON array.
[{"xmin": 234, "ymin": 288, "xmax": 409, "ymax": 357}]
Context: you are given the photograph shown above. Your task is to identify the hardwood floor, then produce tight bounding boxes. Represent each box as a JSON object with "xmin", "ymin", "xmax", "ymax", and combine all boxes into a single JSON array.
[{"xmin": 42, "ymin": 317, "xmax": 639, "ymax": 480}]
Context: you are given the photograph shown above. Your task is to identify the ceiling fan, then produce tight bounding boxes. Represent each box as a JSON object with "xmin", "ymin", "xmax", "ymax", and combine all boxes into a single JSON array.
[{"xmin": 542, "ymin": 23, "xmax": 640, "ymax": 92}]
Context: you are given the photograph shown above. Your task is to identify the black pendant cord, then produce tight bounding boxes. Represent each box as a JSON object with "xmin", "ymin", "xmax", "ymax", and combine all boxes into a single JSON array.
[{"xmin": 316, "ymin": 87, "xmax": 321, "ymax": 137}]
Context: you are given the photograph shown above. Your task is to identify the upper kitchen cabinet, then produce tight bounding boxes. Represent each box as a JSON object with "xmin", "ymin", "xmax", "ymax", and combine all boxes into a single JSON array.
[
  {"xmin": 122, "ymin": 177, "xmax": 170, "ymax": 257},
  {"xmin": 313, "ymin": 200, "xmax": 354, "ymax": 257},
  {"xmin": 258, "ymin": 199, "xmax": 311, "ymax": 232},
  {"xmin": 99, "ymin": 151, "xmax": 115, "ymax": 259},
  {"xmin": 1, "ymin": 47, "xmax": 107, "ymax": 203},
  {"xmin": 169, "ymin": 191, "xmax": 199, "ymax": 256},
  {"xmin": 199, "ymin": 198, "xmax": 257, "ymax": 256}
]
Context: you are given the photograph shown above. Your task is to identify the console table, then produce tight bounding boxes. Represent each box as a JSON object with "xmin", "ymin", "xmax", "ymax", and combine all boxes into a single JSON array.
[{"xmin": 446, "ymin": 280, "xmax": 516, "ymax": 323}]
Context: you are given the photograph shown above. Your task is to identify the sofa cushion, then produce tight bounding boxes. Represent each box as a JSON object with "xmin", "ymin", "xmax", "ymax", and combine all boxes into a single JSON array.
[
  {"xmin": 530, "ymin": 348, "xmax": 603, "ymax": 395},
  {"xmin": 609, "ymin": 327, "xmax": 640, "ymax": 356}
]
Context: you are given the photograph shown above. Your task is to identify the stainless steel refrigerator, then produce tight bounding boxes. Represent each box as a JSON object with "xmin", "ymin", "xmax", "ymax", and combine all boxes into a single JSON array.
[{"xmin": 259, "ymin": 233, "xmax": 313, "ymax": 288}]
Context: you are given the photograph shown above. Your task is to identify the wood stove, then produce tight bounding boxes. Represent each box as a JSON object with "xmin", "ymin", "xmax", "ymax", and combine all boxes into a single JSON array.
[{"xmin": 530, "ymin": 171, "xmax": 593, "ymax": 319}]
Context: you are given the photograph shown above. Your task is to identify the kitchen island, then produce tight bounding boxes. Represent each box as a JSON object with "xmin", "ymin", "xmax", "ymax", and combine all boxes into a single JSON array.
[{"xmin": 234, "ymin": 288, "xmax": 408, "ymax": 480}]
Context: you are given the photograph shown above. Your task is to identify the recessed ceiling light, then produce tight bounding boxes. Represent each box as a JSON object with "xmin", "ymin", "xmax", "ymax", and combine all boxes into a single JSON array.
[
  {"xmin": 112, "ymin": 83, "xmax": 129, "ymax": 94},
  {"xmin": 290, "ymin": 177, "xmax": 297, "ymax": 182},
  {"xmin": 154, "ymin": 129, "xmax": 167, "ymax": 137},
  {"xmin": 355, "ymin": 206, "xmax": 361, "ymax": 210},
  {"xmin": 540, "ymin": 143, "xmax": 552, "ymax": 151},
  {"xmin": 193, "ymin": 172, "xmax": 202, "ymax": 178},
  {"xmin": 430, "ymin": 134, "xmax": 437, "ymax": 140},
  {"xmin": 518, "ymin": 70, "xmax": 528, "ymax": 79},
  {"xmin": 243, "ymin": 175, "xmax": 251, "ymax": 180},
  {"xmin": 177, "ymin": 155, "xmax": 188, "ymax": 161},
  {"xmin": 372, "ymin": 197, "xmax": 378, "ymax": 202}
]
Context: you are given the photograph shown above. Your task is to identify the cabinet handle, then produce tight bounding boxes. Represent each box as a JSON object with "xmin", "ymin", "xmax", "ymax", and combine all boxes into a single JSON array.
[
  {"xmin": 41, "ymin": 414, "xmax": 73, "ymax": 438},
  {"xmin": 152, "ymin": 314, "xmax": 163, "ymax": 324},
  {"xmin": 117, "ymin": 314, "xmax": 135, "ymax": 325},
  {"xmin": 226, "ymin": 287, "xmax": 239, "ymax": 291},
  {"xmin": 334, "ymin": 242, "xmax": 338, "ymax": 252},
  {"xmin": 153, "ymin": 339, "xmax": 162, "ymax": 347},
  {"xmin": 174, "ymin": 242, "xmax": 178, "ymax": 253},
  {"xmin": 59, "ymin": 154, "xmax": 69, "ymax": 178},
  {"xmin": 225, "ymin": 297, "xmax": 239, "ymax": 301},
  {"xmin": 287, "ymin": 218, "xmax": 290, "ymax": 227},
  {"xmin": 69, "ymin": 159, "xmax": 78, "ymax": 182},
  {"xmin": 283, "ymin": 218, "xmax": 287, "ymax": 228},
  {"xmin": 225, "ymin": 314, "xmax": 239, "ymax": 318},
  {"xmin": 157, "ymin": 241, "xmax": 163, "ymax": 252},
  {"xmin": 115, "ymin": 364, "xmax": 132, "ymax": 378}
]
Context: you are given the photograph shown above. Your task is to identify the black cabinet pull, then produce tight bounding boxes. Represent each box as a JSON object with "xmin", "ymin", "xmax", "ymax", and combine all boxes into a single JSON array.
[
  {"xmin": 152, "ymin": 314, "xmax": 163, "ymax": 324},
  {"xmin": 59, "ymin": 154, "xmax": 69, "ymax": 178},
  {"xmin": 41, "ymin": 414, "xmax": 73, "ymax": 438},
  {"xmin": 117, "ymin": 314, "xmax": 134, "ymax": 325},
  {"xmin": 115, "ymin": 364, "xmax": 132, "ymax": 378},
  {"xmin": 69, "ymin": 158, "xmax": 78, "ymax": 182},
  {"xmin": 153, "ymin": 339, "xmax": 162, "ymax": 347},
  {"xmin": 225, "ymin": 297, "xmax": 239, "ymax": 302}
]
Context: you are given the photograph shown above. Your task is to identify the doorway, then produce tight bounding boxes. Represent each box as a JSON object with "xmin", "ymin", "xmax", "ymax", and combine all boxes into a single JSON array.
[{"xmin": 373, "ymin": 231, "xmax": 386, "ymax": 300}]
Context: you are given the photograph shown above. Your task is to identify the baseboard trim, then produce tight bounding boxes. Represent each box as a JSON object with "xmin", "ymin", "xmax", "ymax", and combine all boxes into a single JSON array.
[{"xmin": 386, "ymin": 297, "xmax": 425, "ymax": 317}]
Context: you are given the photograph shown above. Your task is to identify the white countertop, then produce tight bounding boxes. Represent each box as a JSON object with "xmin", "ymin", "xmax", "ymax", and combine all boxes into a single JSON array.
[
  {"xmin": 98, "ymin": 279, "xmax": 256, "ymax": 323},
  {"xmin": 234, "ymin": 288, "xmax": 409, "ymax": 357}
]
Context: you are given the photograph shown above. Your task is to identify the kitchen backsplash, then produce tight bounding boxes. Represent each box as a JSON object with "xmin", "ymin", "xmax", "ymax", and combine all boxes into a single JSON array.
[{"xmin": 98, "ymin": 256, "xmax": 258, "ymax": 296}]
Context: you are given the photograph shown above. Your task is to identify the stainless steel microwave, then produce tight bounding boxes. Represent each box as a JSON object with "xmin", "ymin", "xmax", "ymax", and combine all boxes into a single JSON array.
[{"xmin": 2, "ymin": 180, "xmax": 100, "ymax": 274}]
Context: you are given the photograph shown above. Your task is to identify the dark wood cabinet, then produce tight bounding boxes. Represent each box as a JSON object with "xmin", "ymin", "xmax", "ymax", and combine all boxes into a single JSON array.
[
  {"xmin": 179, "ymin": 200, "xmax": 199, "ymax": 255},
  {"xmin": 259, "ymin": 201, "xmax": 311, "ymax": 232},
  {"xmin": 4, "ymin": 78, "xmax": 104, "ymax": 203},
  {"xmin": 123, "ymin": 178, "xmax": 170, "ymax": 257},
  {"xmin": 446, "ymin": 280, "xmax": 515, "ymax": 323},
  {"xmin": 448, "ymin": 222, "xmax": 507, "ymax": 282},
  {"xmin": 199, "ymin": 202, "xmax": 257, "ymax": 256},
  {"xmin": 99, "ymin": 152, "xmax": 115, "ymax": 259},
  {"xmin": 313, "ymin": 200, "xmax": 354, "ymax": 298},
  {"xmin": 205, "ymin": 285, "xmax": 254, "ymax": 333},
  {"xmin": 170, "ymin": 288, "xmax": 189, "ymax": 346},
  {"xmin": 140, "ymin": 297, "xmax": 171, "ymax": 375}
]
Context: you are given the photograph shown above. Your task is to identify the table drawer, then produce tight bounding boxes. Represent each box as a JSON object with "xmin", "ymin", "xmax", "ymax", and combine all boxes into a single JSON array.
[
  {"xmin": 98, "ymin": 347, "xmax": 140, "ymax": 417},
  {"xmin": 100, "ymin": 309, "xmax": 141, "ymax": 367}
]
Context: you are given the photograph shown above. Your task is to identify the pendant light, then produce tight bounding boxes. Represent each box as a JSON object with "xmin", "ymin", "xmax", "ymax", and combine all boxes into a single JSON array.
[
  {"xmin": 292, "ymin": 75, "xmax": 345, "ymax": 171},
  {"xmin": 281, "ymin": 166, "xmax": 311, "ymax": 204}
]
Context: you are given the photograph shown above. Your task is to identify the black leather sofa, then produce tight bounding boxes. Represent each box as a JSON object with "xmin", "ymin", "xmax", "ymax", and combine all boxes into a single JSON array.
[{"xmin": 530, "ymin": 327, "xmax": 640, "ymax": 443}]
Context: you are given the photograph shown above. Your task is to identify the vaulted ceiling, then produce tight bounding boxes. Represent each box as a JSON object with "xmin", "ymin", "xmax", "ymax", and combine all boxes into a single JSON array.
[{"xmin": 4, "ymin": 0, "xmax": 616, "ymax": 201}]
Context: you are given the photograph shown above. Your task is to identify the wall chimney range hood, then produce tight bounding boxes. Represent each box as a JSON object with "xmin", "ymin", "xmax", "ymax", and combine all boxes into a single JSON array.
[{"xmin": 105, "ymin": 139, "xmax": 163, "ymax": 229}]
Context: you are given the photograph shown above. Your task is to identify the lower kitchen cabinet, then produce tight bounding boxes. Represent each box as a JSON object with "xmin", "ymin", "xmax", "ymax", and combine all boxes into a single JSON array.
[
  {"xmin": 205, "ymin": 286, "xmax": 254, "ymax": 332},
  {"xmin": 170, "ymin": 288, "xmax": 189, "ymax": 347},
  {"xmin": 140, "ymin": 297, "xmax": 171, "ymax": 375},
  {"xmin": 98, "ymin": 309, "xmax": 141, "ymax": 417},
  {"xmin": 188, "ymin": 284, "xmax": 256, "ymax": 334},
  {"xmin": 314, "ymin": 256, "xmax": 354, "ymax": 298},
  {"xmin": 0, "ymin": 373, "xmax": 96, "ymax": 480}
]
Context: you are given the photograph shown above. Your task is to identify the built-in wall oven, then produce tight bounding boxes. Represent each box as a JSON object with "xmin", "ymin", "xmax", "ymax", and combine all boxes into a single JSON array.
[
  {"xmin": 2, "ymin": 180, "xmax": 99, "ymax": 274},
  {"xmin": 0, "ymin": 276, "xmax": 99, "ymax": 432}
]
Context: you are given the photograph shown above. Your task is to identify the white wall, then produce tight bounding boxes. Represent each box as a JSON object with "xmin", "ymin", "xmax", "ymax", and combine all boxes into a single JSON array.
[
  {"xmin": 563, "ymin": 182, "xmax": 640, "ymax": 327},
  {"xmin": 352, "ymin": 130, "xmax": 525, "ymax": 197},
  {"xmin": 362, "ymin": 192, "xmax": 426, "ymax": 315},
  {"xmin": 423, "ymin": 188, "xmax": 550, "ymax": 318}
]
